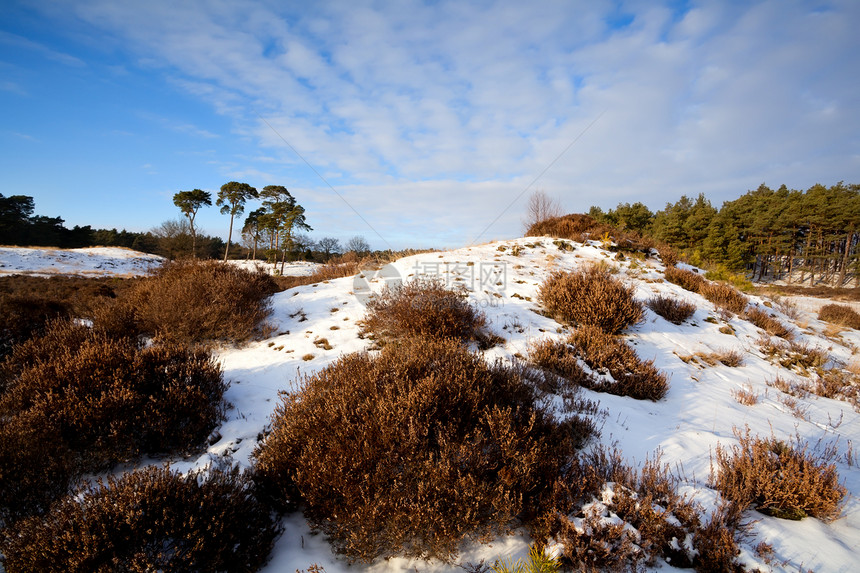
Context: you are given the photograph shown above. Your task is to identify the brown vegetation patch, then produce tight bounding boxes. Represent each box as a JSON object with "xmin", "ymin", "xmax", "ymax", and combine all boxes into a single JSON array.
[
  {"xmin": 127, "ymin": 259, "xmax": 279, "ymax": 343},
  {"xmin": 700, "ymin": 282, "xmax": 748, "ymax": 314},
  {"xmin": 540, "ymin": 447, "xmax": 742, "ymax": 572},
  {"xmin": 253, "ymin": 337, "xmax": 594, "ymax": 562},
  {"xmin": 713, "ymin": 428, "xmax": 846, "ymax": 521},
  {"xmin": 530, "ymin": 326, "xmax": 668, "ymax": 401},
  {"xmin": 664, "ymin": 266, "xmax": 706, "ymax": 293},
  {"xmin": 818, "ymin": 303, "xmax": 860, "ymax": 330},
  {"xmin": 745, "ymin": 307, "xmax": 793, "ymax": 340},
  {"xmin": 0, "ymin": 320, "xmax": 225, "ymax": 524},
  {"xmin": 646, "ymin": 295, "xmax": 696, "ymax": 324},
  {"xmin": 539, "ymin": 266, "xmax": 644, "ymax": 334},
  {"xmin": 0, "ymin": 466, "xmax": 279, "ymax": 572},
  {"xmin": 361, "ymin": 277, "xmax": 490, "ymax": 345}
]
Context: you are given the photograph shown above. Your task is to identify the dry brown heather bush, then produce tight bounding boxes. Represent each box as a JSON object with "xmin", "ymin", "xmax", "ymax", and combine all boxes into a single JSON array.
[
  {"xmin": 646, "ymin": 295, "xmax": 697, "ymax": 324},
  {"xmin": 0, "ymin": 293, "xmax": 69, "ymax": 361},
  {"xmin": 0, "ymin": 466, "xmax": 280, "ymax": 573},
  {"xmin": 0, "ymin": 275, "xmax": 135, "ymax": 360},
  {"xmin": 253, "ymin": 337, "xmax": 594, "ymax": 562},
  {"xmin": 759, "ymin": 337, "xmax": 828, "ymax": 372},
  {"xmin": 659, "ymin": 247, "xmax": 678, "ymax": 268},
  {"xmin": 529, "ymin": 327, "xmax": 668, "ymax": 401},
  {"xmin": 663, "ymin": 266, "xmax": 706, "ymax": 293},
  {"xmin": 525, "ymin": 213, "xmax": 612, "ymax": 242},
  {"xmin": 0, "ymin": 320, "xmax": 225, "ymax": 523},
  {"xmin": 701, "ymin": 282, "xmax": 749, "ymax": 315},
  {"xmin": 572, "ymin": 325, "xmax": 668, "ymax": 400},
  {"xmin": 713, "ymin": 429, "xmax": 846, "ymax": 521},
  {"xmin": 539, "ymin": 266, "xmax": 644, "ymax": 334},
  {"xmin": 361, "ymin": 277, "xmax": 491, "ymax": 345},
  {"xmin": 127, "ymin": 259, "xmax": 279, "ymax": 343},
  {"xmin": 539, "ymin": 447, "xmax": 742, "ymax": 572},
  {"xmin": 524, "ymin": 214, "xmax": 656, "ymax": 256},
  {"xmin": 745, "ymin": 306, "xmax": 793, "ymax": 340},
  {"xmin": 818, "ymin": 303, "xmax": 860, "ymax": 330}
]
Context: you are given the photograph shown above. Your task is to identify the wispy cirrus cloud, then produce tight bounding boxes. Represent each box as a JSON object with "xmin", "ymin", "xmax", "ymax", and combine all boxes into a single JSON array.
[{"xmin": 0, "ymin": 30, "xmax": 86, "ymax": 67}]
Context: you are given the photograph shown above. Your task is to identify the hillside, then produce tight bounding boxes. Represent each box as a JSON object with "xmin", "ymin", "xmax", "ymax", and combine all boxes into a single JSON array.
[{"xmin": 2, "ymin": 239, "xmax": 859, "ymax": 571}]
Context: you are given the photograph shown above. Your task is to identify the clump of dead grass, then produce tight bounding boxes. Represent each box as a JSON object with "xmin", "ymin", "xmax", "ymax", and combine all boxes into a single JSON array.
[{"xmin": 700, "ymin": 282, "xmax": 748, "ymax": 315}]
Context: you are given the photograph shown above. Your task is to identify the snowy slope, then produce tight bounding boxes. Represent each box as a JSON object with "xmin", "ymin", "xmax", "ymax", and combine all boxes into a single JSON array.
[
  {"xmin": 0, "ymin": 246, "xmax": 164, "ymax": 277},
  {"xmin": 10, "ymin": 240, "xmax": 858, "ymax": 571},
  {"xmin": 0, "ymin": 247, "xmax": 322, "ymax": 279},
  {"xmin": 171, "ymin": 237, "xmax": 859, "ymax": 573}
]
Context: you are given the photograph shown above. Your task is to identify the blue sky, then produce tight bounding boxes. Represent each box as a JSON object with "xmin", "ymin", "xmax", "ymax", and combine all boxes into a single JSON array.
[{"xmin": 2, "ymin": 0, "xmax": 859, "ymax": 250}]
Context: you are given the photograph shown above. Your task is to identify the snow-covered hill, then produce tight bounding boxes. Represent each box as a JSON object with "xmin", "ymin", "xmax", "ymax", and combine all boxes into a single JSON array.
[
  {"xmin": 175, "ymin": 237, "xmax": 857, "ymax": 572},
  {"xmin": 0, "ymin": 246, "xmax": 164, "ymax": 277},
  {"xmin": 7, "ymin": 239, "xmax": 859, "ymax": 571}
]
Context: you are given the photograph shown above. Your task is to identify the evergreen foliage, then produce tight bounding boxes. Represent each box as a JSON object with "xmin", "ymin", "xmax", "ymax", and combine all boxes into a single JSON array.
[{"xmin": 591, "ymin": 182, "xmax": 860, "ymax": 285}]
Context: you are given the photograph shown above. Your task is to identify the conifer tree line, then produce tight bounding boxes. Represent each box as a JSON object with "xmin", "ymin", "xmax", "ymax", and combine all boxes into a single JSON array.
[{"xmin": 589, "ymin": 182, "xmax": 860, "ymax": 286}]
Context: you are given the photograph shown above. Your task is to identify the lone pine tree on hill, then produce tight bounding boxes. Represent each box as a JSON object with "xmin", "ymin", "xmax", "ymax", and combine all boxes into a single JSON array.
[
  {"xmin": 217, "ymin": 182, "xmax": 258, "ymax": 261},
  {"xmin": 173, "ymin": 189, "xmax": 212, "ymax": 258}
]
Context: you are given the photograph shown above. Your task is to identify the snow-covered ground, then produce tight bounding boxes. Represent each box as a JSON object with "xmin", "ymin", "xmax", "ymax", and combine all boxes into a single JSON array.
[
  {"xmin": 6, "ymin": 240, "xmax": 860, "ymax": 571},
  {"xmin": 0, "ymin": 246, "xmax": 164, "ymax": 277},
  {"xmin": 228, "ymin": 259, "xmax": 322, "ymax": 277},
  {"xmin": 0, "ymin": 247, "xmax": 322, "ymax": 279}
]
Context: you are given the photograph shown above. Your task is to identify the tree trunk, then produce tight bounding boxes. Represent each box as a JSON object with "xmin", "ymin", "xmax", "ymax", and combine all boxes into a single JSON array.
[
  {"xmin": 838, "ymin": 230, "xmax": 852, "ymax": 287},
  {"xmin": 223, "ymin": 213, "xmax": 235, "ymax": 261}
]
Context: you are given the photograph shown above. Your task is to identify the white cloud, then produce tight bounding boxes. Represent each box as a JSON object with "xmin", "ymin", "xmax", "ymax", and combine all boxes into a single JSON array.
[
  {"xmin": 0, "ymin": 30, "xmax": 87, "ymax": 67},
  {"xmin": 25, "ymin": 0, "xmax": 860, "ymax": 246}
]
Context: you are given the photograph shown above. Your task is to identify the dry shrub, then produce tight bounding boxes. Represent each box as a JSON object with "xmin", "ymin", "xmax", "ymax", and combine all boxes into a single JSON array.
[
  {"xmin": 732, "ymin": 385, "xmax": 758, "ymax": 405},
  {"xmin": 692, "ymin": 505, "xmax": 745, "ymax": 573},
  {"xmin": 539, "ymin": 266, "xmax": 644, "ymax": 334},
  {"xmin": 701, "ymin": 282, "xmax": 748, "ymax": 315},
  {"xmin": 128, "ymin": 259, "xmax": 279, "ymax": 343},
  {"xmin": 647, "ymin": 295, "xmax": 696, "ymax": 324},
  {"xmin": 0, "ymin": 293, "xmax": 69, "ymax": 361},
  {"xmin": 528, "ymin": 339, "xmax": 591, "ymax": 388},
  {"xmin": 0, "ymin": 320, "xmax": 226, "ymax": 524},
  {"xmin": 713, "ymin": 428, "xmax": 846, "ymax": 521},
  {"xmin": 569, "ymin": 325, "xmax": 668, "ymax": 400},
  {"xmin": 664, "ymin": 266, "xmax": 705, "ymax": 293},
  {"xmin": 773, "ymin": 297, "xmax": 801, "ymax": 320},
  {"xmin": 712, "ymin": 348, "xmax": 744, "ymax": 367},
  {"xmin": 542, "ymin": 447, "xmax": 741, "ymax": 572},
  {"xmin": 759, "ymin": 337, "xmax": 828, "ymax": 372},
  {"xmin": 530, "ymin": 327, "xmax": 668, "ymax": 401},
  {"xmin": 818, "ymin": 303, "xmax": 860, "ymax": 330},
  {"xmin": 659, "ymin": 247, "xmax": 678, "ymax": 268},
  {"xmin": 0, "ymin": 412, "xmax": 74, "ymax": 527},
  {"xmin": 525, "ymin": 213, "xmax": 610, "ymax": 243},
  {"xmin": 745, "ymin": 307, "xmax": 793, "ymax": 340},
  {"xmin": 0, "ymin": 466, "xmax": 279, "ymax": 573},
  {"xmin": 361, "ymin": 277, "xmax": 490, "ymax": 345},
  {"xmin": 525, "ymin": 214, "xmax": 654, "ymax": 256},
  {"xmin": 253, "ymin": 337, "xmax": 592, "ymax": 562}
]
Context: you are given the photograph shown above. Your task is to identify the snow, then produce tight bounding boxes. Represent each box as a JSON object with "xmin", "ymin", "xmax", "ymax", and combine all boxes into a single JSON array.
[
  {"xmin": 8, "ymin": 238, "xmax": 860, "ymax": 572},
  {"xmin": 0, "ymin": 246, "xmax": 163, "ymax": 277}
]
